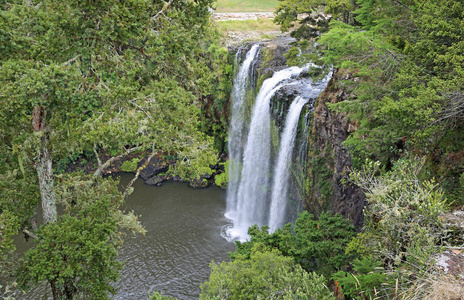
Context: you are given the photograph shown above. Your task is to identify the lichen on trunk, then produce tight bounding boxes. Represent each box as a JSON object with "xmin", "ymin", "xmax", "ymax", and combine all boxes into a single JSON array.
[{"xmin": 32, "ymin": 106, "xmax": 57, "ymax": 224}]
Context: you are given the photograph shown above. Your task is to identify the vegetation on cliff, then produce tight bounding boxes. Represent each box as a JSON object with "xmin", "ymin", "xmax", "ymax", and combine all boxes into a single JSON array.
[
  {"xmin": 263, "ymin": 0, "xmax": 464, "ymax": 298},
  {"xmin": 279, "ymin": 0, "xmax": 464, "ymax": 206}
]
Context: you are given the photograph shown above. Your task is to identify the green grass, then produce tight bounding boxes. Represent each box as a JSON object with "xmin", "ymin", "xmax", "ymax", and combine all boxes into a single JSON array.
[
  {"xmin": 216, "ymin": 19, "xmax": 280, "ymax": 32},
  {"xmin": 215, "ymin": 0, "xmax": 279, "ymax": 12}
]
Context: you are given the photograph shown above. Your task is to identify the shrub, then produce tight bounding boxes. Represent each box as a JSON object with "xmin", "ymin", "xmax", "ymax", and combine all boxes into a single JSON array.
[
  {"xmin": 214, "ymin": 160, "xmax": 229, "ymax": 188},
  {"xmin": 231, "ymin": 211, "xmax": 357, "ymax": 278},
  {"xmin": 349, "ymin": 158, "xmax": 448, "ymax": 264},
  {"xmin": 120, "ymin": 158, "xmax": 140, "ymax": 173},
  {"xmin": 200, "ymin": 245, "xmax": 333, "ymax": 300}
]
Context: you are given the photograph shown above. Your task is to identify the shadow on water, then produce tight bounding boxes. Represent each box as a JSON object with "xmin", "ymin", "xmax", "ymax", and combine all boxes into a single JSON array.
[{"xmin": 14, "ymin": 174, "xmax": 236, "ymax": 300}]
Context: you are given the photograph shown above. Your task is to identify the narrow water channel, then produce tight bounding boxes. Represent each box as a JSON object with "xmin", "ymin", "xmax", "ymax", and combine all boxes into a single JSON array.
[{"xmin": 14, "ymin": 174, "xmax": 235, "ymax": 300}]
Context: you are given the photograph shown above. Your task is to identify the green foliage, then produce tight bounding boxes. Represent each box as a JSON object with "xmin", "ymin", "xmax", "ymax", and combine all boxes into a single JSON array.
[
  {"xmin": 232, "ymin": 211, "xmax": 357, "ymax": 278},
  {"xmin": 17, "ymin": 176, "xmax": 144, "ymax": 299},
  {"xmin": 0, "ymin": 0, "xmax": 223, "ymax": 182},
  {"xmin": 274, "ymin": 0, "xmax": 357, "ymax": 38},
  {"xmin": 214, "ymin": 160, "xmax": 229, "ymax": 188},
  {"xmin": 121, "ymin": 158, "xmax": 141, "ymax": 173},
  {"xmin": 199, "ymin": 44, "xmax": 234, "ymax": 153},
  {"xmin": 292, "ymin": 211, "xmax": 357, "ymax": 277},
  {"xmin": 332, "ymin": 256, "xmax": 391, "ymax": 299},
  {"xmin": 0, "ymin": 0, "xmax": 229, "ymax": 298},
  {"xmin": 149, "ymin": 291, "xmax": 179, "ymax": 300},
  {"xmin": 200, "ymin": 245, "xmax": 333, "ymax": 300},
  {"xmin": 18, "ymin": 178, "xmax": 112, "ymax": 298},
  {"xmin": 341, "ymin": 158, "xmax": 457, "ymax": 298},
  {"xmin": 316, "ymin": 0, "xmax": 464, "ymax": 185},
  {"xmin": 349, "ymin": 158, "xmax": 448, "ymax": 264}
]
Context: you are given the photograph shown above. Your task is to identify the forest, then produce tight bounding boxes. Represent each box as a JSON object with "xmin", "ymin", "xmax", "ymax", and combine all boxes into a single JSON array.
[{"xmin": 1, "ymin": 0, "xmax": 463, "ymax": 299}]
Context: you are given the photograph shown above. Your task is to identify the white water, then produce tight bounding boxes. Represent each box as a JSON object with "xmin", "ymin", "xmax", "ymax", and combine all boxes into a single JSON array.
[
  {"xmin": 224, "ymin": 45, "xmax": 333, "ymax": 241},
  {"xmin": 226, "ymin": 44, "xmax": 261, "ymax": 218},
  {"xmin": 269, "ymin": 96, "xmax": 308, "ymax": 232},
  {"xmin": 227, "ymin": 65, "xmax": 307, "ymax": 240}
]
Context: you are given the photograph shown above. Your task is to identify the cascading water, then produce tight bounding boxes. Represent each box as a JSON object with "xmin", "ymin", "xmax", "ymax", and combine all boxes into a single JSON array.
[
  {"xmin": 226, "ymin": 44, "xmax": 261, "ymax": 219},
  {"xmin": 269, "ymin": 96, "xmax": 308, "ymax": 232},
  {"xmin": 224, "ymin": 45, "xmax": 333, "ymax": 241},
  {"xmin": 227, "ymin": 64, "xmax": 307, "ymax": 240}
]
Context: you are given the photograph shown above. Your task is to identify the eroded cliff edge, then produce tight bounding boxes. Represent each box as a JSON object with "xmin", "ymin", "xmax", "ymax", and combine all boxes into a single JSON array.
[{"xmin": 305, "ymin": 69, "xmax": 366, "ymax": 228}]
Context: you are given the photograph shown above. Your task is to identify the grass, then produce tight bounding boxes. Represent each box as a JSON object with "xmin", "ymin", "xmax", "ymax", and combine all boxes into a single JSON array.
[
  {"xmin": 216, "ymin": 19, "xmax": 280, "ymax": 32},
  {"xmin": 215, "ymin": 0, "xmax": 279, "ymax": 13}
]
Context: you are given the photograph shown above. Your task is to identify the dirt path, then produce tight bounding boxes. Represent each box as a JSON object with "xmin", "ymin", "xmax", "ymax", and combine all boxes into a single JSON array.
[{"xmin": 213, "ymin": 12, "xmax": 275, "ymax": 21}]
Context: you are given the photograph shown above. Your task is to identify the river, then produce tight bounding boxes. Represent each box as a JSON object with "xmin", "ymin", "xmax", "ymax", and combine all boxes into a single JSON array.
[{"xmin": 14, "ymin": 174, "xmax": 236, "ymax": 300}]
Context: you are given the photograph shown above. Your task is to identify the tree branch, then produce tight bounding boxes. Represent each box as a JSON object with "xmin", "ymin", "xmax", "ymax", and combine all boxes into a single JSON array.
[
  {"xmin": 93, "ymin": 146, "xmax": 142, "ymax": 177},
  {"xmin": 152, "ymin": 0, "xmax": 174, "ymax": 21},
  {"xmin": 122, "ymin": 143, "xmax": 156, "ymax": 198},
  {"xmin": 24, "ymin": 229, "xmax": 39, "ymax": 240},
  {"xmin": 63, "ymin": 55, "xmax": 81, "ymax": 66},
  {"xmin": 93, "ymin": 143, "xmax": 103, "ymax": 175}
]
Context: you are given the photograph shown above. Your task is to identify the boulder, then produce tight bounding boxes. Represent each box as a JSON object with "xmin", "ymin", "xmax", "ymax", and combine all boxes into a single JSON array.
[
  {"xmin": 189, "ymin": 178, "xmax": 211, "ymax": 189},
  {"xmin": 145, "ymin": 175, "xmax": 165, "ymax": 186},
  {"xmin": 138, "ymin": 157, "xmax": 169, "ymax": 181}
]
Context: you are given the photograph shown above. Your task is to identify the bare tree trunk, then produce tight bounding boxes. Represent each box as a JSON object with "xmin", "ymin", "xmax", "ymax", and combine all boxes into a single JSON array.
[{"xmin": 33, "ymin": 106, "xmax": 57, "ymax": 224}]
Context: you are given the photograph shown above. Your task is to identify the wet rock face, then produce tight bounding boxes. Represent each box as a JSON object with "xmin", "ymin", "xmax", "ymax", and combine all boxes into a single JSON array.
[
  {"xmin": 271, "ymin": 80, "xmax": 316, "ymax": 129},
  {"xmin": 259, "ymin": 44, "xmax": 290, "ymax": 79},
  {"xmin": 306, "ymin": 69, "xmax": 366, "ymax": 228}
]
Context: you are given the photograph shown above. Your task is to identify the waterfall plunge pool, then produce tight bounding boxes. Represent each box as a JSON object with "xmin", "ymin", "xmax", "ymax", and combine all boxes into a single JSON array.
[{"xmin": 14, "ymin": 174, "xmax": 236, "ymax": 300}]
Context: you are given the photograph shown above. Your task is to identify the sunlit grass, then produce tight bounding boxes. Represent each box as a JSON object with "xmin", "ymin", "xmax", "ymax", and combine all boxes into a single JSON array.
[
  {"xmin": 216, "ymin": 19, "xmax": 281, "ymax": 33},
  {"xmin": 215, "ymin": 0, "xmax": 279, "ymax": 12}
]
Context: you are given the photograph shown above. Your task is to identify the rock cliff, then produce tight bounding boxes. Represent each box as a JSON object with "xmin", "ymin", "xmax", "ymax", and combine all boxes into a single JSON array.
[{"xmin": 305, "ymin": 69, "xmax": 366, "ymax": 228}]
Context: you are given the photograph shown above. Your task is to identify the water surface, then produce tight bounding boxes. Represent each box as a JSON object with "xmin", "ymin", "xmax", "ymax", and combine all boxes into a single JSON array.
[
  {"xmin": 116, "ymin": 175, "xmax": 235, "ymax": 299},
  {"xmin": 14, "ymin": 175, "xmax": 235, "ymax": 300}
]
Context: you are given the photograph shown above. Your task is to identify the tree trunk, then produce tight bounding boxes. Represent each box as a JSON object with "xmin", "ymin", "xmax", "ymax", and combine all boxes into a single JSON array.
[
  {"xmin": 32, "ymin": 106, "xmax": 57, "ymax": 224},
  {"xmin": 50, "ymin": 279, "xmax": 62, "ymax": 300}
]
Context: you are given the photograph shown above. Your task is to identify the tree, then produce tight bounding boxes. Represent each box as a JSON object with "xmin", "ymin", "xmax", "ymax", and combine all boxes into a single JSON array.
[
  {"xmin": 16, "ymin": 177, "xmax": 144, "ymax": 299},
  {"xmin": 274, "ymin": 0, "xmax": 358, "ymax": 39},
  {"xmin": 200, "ymin": 245, "xmax": 333, "ymax": 300},
  {"xmin": 0, "ymin": 0, "xmax": 222, "ymax": 298}
]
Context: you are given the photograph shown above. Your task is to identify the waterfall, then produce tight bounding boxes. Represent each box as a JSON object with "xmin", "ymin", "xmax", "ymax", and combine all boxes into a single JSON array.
[
  {"xmin": 227, "ymin": 65, "xmax": 307, "ymax": 240},
  {"xmin": 226, "ymin": 44, "xmax": 261, "ymax": 220},
  {"xmin": 223, "ymin": 45, "xmax": 333, "ymax": 242},
  {"xmin": 269, "ymin": 96, "xmax": 308, "ymax": 232}
]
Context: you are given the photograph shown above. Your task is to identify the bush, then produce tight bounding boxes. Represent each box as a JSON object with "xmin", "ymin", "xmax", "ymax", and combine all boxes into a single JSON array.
[
  {"xmin": 231, "ymin": 211, "xmax": 357, "ymax": 278},
  {"xmin": 348, "ymin": 158, "xmax": 448, "ymax": 264},
  {"xmin": 214, "ymin": 160, "xmax": 229, "ymax": 189},
  {"xmin": 332, "ymin": 256, "xmax": 392, "ymax": 299},
  {"xmin": 200, "ymin": 245, "xmax": 333, "ymax": 300},
  {"xmin": 120, "ymin": 158, "xmax": 140, "ymax": 173}
]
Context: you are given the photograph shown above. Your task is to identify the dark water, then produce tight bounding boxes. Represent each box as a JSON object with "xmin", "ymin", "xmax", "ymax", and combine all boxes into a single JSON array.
[{"xmin": 14, "ymin": 174, "xmax": 235, "ymax": 300}]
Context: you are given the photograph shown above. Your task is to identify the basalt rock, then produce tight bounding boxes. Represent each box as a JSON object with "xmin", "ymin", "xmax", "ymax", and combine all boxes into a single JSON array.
[
  {"xmin": 259, "ymin": 43, "xmax": 290, "ymax": 79},
  {"xmin": 189, "ymin": 177, "xmax": 211, "ymax": 189},
  {"xmin": 271, "ymin": 80, "xmax": 316, "ymax": 129},
  {"xmin": 145, "ymin": 175, "xmax": 165, "ymax": 186},
  {"xmin": 306, "ymin": 69, "xmax": 366, "ymax": 229},
  {"xmin": 138, "ymin": 157, "xmax": 169, "ymax": 185}
]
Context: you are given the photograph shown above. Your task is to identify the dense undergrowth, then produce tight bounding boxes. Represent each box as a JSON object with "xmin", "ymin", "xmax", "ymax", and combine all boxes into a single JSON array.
[{"xmin": 195, "ymin": 0, "xmax": 464, "ymax": 299}]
